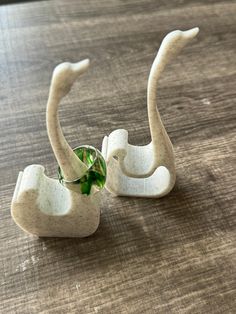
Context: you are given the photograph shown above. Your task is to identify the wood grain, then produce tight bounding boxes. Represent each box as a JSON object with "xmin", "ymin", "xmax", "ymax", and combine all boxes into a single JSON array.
[{"xmin": 0, "ymin": 0, "xmax": 236, "ymax": 313}]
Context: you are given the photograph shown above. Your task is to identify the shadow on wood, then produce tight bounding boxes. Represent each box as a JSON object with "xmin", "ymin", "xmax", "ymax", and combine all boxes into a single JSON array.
[{"xmin": 35, "ymin": 178, "xmax": 219, "ymax": 273}]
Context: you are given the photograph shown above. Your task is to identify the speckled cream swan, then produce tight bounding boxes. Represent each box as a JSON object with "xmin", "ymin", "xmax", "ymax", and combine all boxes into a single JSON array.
[
  {"xmin": 102, "ymin": 28, "xmax": 199, "ymax": 197},
  {"xmin": 11, "ymin": 60, "xmax": 106, "ymax": 237}
]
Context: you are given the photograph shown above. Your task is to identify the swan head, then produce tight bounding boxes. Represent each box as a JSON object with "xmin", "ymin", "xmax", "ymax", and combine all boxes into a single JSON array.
[
  {"xmin": 161, "ymin": 27, "xmax": 199, "ymax": 50},
  {"xmin": 50, "ymin": 59, "xmax": 90, "ymax": 99}
]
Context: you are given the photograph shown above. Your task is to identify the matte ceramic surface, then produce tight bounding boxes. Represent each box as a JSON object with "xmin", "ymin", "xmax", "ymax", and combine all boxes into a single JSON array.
[
  {"xmin": 11, "ymin": 60, "xmax": 103, "ymax": 237},
  {"xmin": 102, "ymin": 28, "xmax": 199, "ymax": 197}
]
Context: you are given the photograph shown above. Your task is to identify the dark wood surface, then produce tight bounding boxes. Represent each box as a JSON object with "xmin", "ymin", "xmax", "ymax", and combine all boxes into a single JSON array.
[{"xmin": 0, "ymin": 0, "xmax": 236, "ymax": 313}]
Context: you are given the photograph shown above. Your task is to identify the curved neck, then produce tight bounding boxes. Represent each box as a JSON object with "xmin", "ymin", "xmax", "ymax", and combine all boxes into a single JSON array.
[
  {"xmin": 46, "ymin": 90, "xmax": 87, "ymax": 181},
  {"xmin": 147, "ymin": 28, "xmax": 199, "ymax": 152},
  {"xmin": 147, "ymin": 55, "xmax": 168, "ymax": 149}
]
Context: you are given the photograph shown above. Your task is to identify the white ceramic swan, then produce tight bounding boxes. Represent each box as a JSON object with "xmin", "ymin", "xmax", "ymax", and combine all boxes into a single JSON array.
[
  {"xmin": 102, "ymin": 27, "xmax": 199, "ymax": 197},
  {"xmin": 11, "ymin": 60, "xmax": 106, "ymax": 237}
]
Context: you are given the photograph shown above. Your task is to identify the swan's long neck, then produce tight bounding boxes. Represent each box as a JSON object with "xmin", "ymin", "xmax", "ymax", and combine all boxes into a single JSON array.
[
  {"xmin": 147, "ymin": 54, "xmax": 169, "ymax": 149},
  {"xmin": 46, "ymin": 72, "xmax": 88, "ymax": 181},
  {"xmin": 147, "ymin": 28, "xmax": 199, "ymax": 151}
]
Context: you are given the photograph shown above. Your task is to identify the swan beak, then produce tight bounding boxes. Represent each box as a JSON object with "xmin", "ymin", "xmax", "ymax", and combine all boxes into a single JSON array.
[
  {"xmin": 183, "ymin": 27, "xmax": 199, "ymax": 39},
  {"xmin": 71, "ymin": 59, "xmax": 90, "ymax": 76}
]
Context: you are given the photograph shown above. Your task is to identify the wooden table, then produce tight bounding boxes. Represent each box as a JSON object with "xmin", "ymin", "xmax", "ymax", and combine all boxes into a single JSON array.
[{"xmin": 0, "ymin": 1, "xmax": 235, "ymax": 313}]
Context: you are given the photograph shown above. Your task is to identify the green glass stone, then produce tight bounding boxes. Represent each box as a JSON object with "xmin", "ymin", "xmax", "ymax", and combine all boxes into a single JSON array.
[{"xmin": 58, "ymin": 145, "xmax": 106, "ymax": 195}]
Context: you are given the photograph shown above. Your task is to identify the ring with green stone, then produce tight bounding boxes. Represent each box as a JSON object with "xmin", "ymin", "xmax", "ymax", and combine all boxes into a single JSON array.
[{"xmin": 58, "ymin": 145, "xmax": 107, "ymax": 195}]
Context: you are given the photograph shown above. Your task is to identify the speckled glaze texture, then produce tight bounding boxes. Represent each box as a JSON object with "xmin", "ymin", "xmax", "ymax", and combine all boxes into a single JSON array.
[
  {"xmin": 11, "ymin": 60, "xmax": 102, "ymax": 237},
  {"xmin": 102, "ymin": 28, "xmax": 199, "ymax": 197}
]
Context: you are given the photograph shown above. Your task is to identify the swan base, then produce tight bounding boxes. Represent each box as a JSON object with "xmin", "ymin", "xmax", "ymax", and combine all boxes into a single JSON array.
[
  {"xmin": 11, "ymin": 165, "xmax": 101, "ymax": 237},
  {"xmin": 102, "ymin": 129, "xmax": 176, "ymax": 198}
]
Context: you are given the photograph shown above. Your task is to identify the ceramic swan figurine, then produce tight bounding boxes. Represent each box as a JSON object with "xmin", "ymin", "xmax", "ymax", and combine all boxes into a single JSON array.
[
  {"xmin": 102, "ymin": 27, "xmax": 199, "ymax": 197},
  {"xmin": 11, "ymin": 60, "xmax": 106, "ymax": 237}
]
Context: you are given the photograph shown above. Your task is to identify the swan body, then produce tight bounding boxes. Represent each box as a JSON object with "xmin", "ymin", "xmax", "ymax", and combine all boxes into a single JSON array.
[
  {"xmin": 11, "ymin": 165, "xmax": 100, "ymax": 237},
  {"xmin": 11, "ymin": 60, "xmax": 103, "ymax": 237},
  {"xmin": 102, "ymin": 28, "xmax": 199, "ymax": 197}
]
